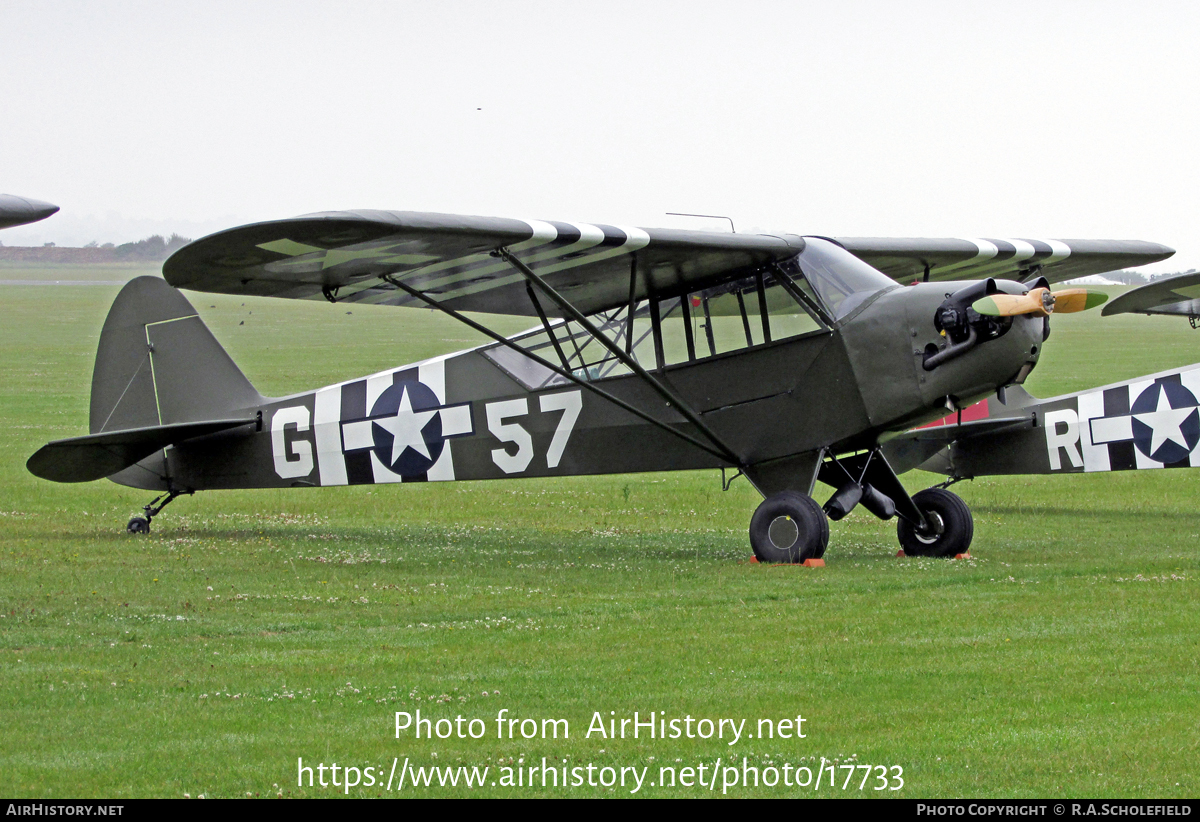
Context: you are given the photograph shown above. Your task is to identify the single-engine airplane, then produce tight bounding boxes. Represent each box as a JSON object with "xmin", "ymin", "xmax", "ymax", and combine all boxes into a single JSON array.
[{"xmin": 26, "ymin": 210, "xmax": 1174, "ymax": 561}]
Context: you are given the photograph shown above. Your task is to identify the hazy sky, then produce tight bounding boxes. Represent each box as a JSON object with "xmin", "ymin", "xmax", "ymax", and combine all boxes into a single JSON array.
[{"xmin": 2, "ymin": 0, "xmax": 1196, "ymax": 270}]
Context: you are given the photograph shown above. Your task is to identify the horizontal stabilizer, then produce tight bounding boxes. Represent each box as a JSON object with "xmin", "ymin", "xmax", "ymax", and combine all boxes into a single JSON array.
[
  {"xmin": 27, "ymin": 418, "xmax": 254, "ymax": 483},
  {"xmin": 893, "ymin": 363, "xmax": 1200, "ymax": 478}
]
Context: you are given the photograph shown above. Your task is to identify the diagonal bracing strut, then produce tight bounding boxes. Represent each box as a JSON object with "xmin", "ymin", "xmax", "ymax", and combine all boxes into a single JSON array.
[{"xmin": 493, "ymin": 247, "xmax": 745, "ymax": 467}]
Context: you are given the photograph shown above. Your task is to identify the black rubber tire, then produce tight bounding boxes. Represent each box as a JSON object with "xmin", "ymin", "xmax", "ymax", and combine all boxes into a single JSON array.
[
  {"xmin": 749, "ymin": 491, "xmax": 829, "ymax": 563},
  {"xmin": 126, "ymin": 517, "xmax": 150, "ymax": 535},
  {"xmin": 897, "ymin": 488, "xmax": 973, "ymax": 557}
]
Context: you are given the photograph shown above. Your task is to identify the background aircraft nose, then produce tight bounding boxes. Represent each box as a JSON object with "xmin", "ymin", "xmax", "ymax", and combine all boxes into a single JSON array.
[{"xmin": 0, "ymin": 193, "xmax": 60, "ymax": 230}]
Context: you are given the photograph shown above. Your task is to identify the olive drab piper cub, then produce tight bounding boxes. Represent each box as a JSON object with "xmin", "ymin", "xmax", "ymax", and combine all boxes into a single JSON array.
[{"xmin": 26, "ymin": 211, "xmax": 1176, "ymax": 561}]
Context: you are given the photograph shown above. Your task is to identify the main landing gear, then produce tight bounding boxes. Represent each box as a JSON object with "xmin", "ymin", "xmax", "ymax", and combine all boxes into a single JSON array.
[
  {"xmin": 126, "ymin": 489, "xmax": 191, "ymax": 534},
  {"xmin": 749, "ymin": 491, "xmax": 829, "ymax": 563},
  {"xmin": 896, "ymin": 487, "xmax": 973, "ymax": 557},
  {"xmin": 747, "ymin": 450, "xmax": 974, "ymax": 563}
]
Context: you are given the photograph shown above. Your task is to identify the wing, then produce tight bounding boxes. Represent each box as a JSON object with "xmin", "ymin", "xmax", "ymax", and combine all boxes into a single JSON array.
[
  {"xmin": 0, "ymin": 193, "xmax": 59, "ymax": 230},
  {"xmin": 1101, "ymin": 271, "xmax": 1200, "ymax": 318},
  {"xmin": 836, "ymin": 237, "xmax": 1174, "ymax": 284},
  {"xmin": 163, "ymin": 210, "xmax": 806, "ymax": 317}
]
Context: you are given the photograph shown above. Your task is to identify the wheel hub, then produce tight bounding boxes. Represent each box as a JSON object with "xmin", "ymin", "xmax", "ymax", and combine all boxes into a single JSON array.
[
  {"xmin": 914, "ymin": 511, "xmax": 945, "ymax": 545},
  {"xmin": 768, "ymin": 515, "xmax": 800, "ymax": 550}
]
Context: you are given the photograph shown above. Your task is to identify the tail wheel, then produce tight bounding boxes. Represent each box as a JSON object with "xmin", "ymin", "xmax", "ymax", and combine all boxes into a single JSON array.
[
  {"xmin": 897, "ymin": 488, "xmax": 973, "ymax": 557},
  {"xmin": 126, "ymin": 517, "xmax": 150, "ymax": 535},
  {"xmin": 749, "ymin": 491, "xmax": 829, "ymax": 564}
]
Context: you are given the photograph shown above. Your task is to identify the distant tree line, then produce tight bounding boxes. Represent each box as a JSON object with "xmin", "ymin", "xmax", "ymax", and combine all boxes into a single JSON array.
[
  {"xmin": 0, "ymin": 233, "xmax": 194, "ymax": 261},
  {"xmin": 109, "ymin": 233, "xmax": 193, "ymax": 261},
  {"xmin": 1106, "ymin": 269, "xmax": 1197, "ymax": 285}
]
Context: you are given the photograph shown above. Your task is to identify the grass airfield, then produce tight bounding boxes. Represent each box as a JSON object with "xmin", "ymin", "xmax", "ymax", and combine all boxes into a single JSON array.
[{"xmin": 1, "ymin": 264, "xmax": 1197, "ymax": 798}]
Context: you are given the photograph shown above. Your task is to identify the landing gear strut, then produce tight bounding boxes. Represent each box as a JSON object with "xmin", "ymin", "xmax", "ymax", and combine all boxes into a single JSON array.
[{"xmin": 126, "ymin": 489, "xmax": 192, "ymax": 534}]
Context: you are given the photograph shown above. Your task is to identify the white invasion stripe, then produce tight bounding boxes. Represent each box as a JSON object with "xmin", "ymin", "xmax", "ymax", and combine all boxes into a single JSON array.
[
  {"xmin": 426, "ymin": 445, "xmax": 456, "ymax": 481},
  {"xmin": 436, "ymin": 224, "xmax": 650, "ymax": 302},
  {"xmin": 1042, "ymin": 239, "xmax": 1071, "ymax": 265},
  {"xmin": 518, "ymin": 221, "xmax": 606, "ymax": 264},
  {"xmin": 366, "ymin": 372, "xmax": 395, "ymax": 410},
  {"xmin": 967, "ymin": 239, "xmax": 1040, "ymax": 277},
  {"xmin": 314, "ymin": 387, "xmax": 348, "ymax": 486},
  {"xmin": 1008, "ymin": 239, "xmax": 1036, "ymax": 264},
  {"xmin": 936, "ymin": 238, "xmax": 999, "ymax": 274},
  {"xmin": 1078, "ymin": 390, "xmax": 1111, "ymax": 472},
  {"xmin": 369, "ymin": 451, "xmax": 405, "ymax": 484},
  {"xmin": 1133, "ymin": 446, "xmax": 1161, "ymax": 469},
  {"xmin": 513, "ymin": 220, "xmax": 560, "ymax": 251},
  {"xmin": 417, "ymin": 359, "xmax": 446, "ymax": 404},
  {"xmin": 533, "ymin": 225, "xmax": 650, "ymax": 276}
]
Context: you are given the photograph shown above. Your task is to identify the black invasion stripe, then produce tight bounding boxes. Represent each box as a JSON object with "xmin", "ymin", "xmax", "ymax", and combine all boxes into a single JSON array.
[
  {"xmin": 1108, "ymin": 441, "xmax": 1138, "ymax": 471},
  {"xmin": 592, "ymin": 224, "xmax": 629, "ymax": 247},
  {"xmin": 341, "ymin": 380, "xmax": 367, "ymax": 420},
  {"xmin": 345, "ymin": 452, "xmax": 374, "ymax": 485},
  {"xmin": 987, "ymin": 239, "xmax": 1016, "ymax": 262},
  {"xmin": 1026, "ymin": 240, "xmax": 1054, "ymax": 261},
  {"xmin": 547, "ymin": 222, "xmax": 583, "ymax": 245},
  {"xmin": 1103, "ymin": 386, "xmax": 1130, "ymax": 417},
  {"xmin": 390, "ymin": 367, "xmax": 418, "ymax": 390}
]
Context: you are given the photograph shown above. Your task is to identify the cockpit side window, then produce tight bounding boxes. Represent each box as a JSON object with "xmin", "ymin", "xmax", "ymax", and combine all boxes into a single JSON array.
[{"xmin": 483, "ymin": 261, "xmax": 834, "ymax": 390}]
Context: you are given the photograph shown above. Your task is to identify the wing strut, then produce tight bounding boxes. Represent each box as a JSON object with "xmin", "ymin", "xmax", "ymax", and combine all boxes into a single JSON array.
[
  {"xmin": 378, "ymin": 274, "xmax": 735, "ymax": 464},
  {"xmin": 494, "ymin": 247, "xmax": 746, "ymax": 468},
  {"xmin": 524, "ymin": 283, "xmax": 572, "ymax": 372}
]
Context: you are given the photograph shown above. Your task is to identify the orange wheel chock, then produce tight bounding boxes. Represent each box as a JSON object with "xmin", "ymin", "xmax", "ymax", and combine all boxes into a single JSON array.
[{"xmin": 747, "ymin": 556, "xmax": 825, "ymax": 567}]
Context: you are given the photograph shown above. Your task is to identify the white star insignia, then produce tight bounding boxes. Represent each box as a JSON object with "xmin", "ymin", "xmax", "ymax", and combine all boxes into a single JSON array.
[
  {"xmin": 1133, "ymin": 390, "xmax": 1195, "ymax": 456},
  {"xmin": 371, "ymin": 387, "xmax": 437, "ymax": 465}
]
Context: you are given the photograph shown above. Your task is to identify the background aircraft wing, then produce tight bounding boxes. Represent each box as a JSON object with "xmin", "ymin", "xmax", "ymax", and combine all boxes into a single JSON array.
[
  {"xmin": 163, "ymin": 210, "xmax": 806, "ymax": 317},
  {"xmin": 0, "ymin": 193, "xmax": 59, "ymax": 230},
  {"xmin": 1101, "ymin": 271, "xmax": 1200, "ymax": 318},
  {"xmin": 836, "ymin": 237, "xmax": 1174, "ymax": 284}
]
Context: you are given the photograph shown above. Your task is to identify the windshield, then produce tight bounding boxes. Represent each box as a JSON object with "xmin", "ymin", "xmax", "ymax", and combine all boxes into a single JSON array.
[{"xmin": 789, "ymin": 237, "xmax": 897, "ymax": 320}]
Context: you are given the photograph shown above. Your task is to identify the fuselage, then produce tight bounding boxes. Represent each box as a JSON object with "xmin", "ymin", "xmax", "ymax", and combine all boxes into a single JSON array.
[{"xmin": 117, "ymin": 277, "xmax": 1044, "ymax": 494}]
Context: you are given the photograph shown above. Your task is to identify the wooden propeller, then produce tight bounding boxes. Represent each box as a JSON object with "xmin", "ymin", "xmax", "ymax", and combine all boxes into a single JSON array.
[{"xmin": 972, "ymin": 287, "xmax": 1108, "ymax": 318}]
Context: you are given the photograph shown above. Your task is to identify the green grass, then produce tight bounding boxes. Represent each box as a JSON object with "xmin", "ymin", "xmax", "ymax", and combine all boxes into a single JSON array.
[{"xmin": 0, "ymin": 272, "xmax": 1197, "ymax": 798}]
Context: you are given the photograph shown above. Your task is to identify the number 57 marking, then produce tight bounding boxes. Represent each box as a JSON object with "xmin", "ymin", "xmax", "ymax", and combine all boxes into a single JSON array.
[{"xmin": 486, "ymin": 390, "xmax": 582, "ymax": 474}]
